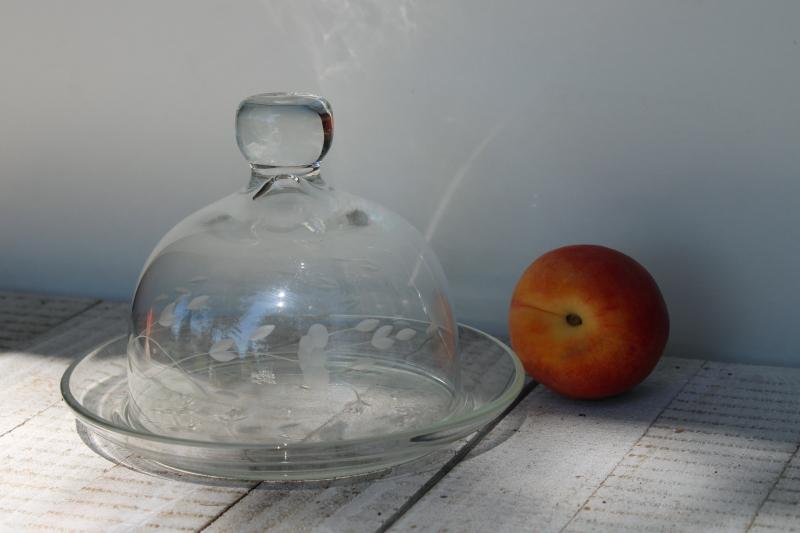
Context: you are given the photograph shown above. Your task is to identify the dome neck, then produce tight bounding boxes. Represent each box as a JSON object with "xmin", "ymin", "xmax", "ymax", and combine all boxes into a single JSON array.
[
  {"xmin": 251, "ymin": 161, "xmax": 323, "ymax": 178},
  {"xmin": 247, "ymin": 165, "xmax": 326, "ymax": 200}
]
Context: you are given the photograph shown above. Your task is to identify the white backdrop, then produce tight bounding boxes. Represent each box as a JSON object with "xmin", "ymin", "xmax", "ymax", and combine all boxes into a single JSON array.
[{"xmin": 2, "ymin": 1, "xmax": 799, "ymax": 366}]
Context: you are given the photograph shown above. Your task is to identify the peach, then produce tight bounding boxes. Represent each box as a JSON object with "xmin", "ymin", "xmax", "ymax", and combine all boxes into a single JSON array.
[{"xmin": 509, "ymin": 245, "xmax": 669, "ymax": 399}]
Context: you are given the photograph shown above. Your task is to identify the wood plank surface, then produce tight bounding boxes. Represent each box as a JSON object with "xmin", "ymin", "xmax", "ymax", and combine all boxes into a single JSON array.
[
  {"xmin": 0, "ymin": 291, "xmax": 98, "ymax": 350},
  {"xmin": 391, "ymin": 361, "xmax": 800, "ymax": 533},
  {"xmin": 0, "ymin": 300, "xmax": 126, "ymax": 436},
  {"xmin": 0, "ymin": 402, "xmax": 252, "ymax": 532},
  {"xmin": 0, "ymin": 297, "xmax": 257, "ymax": 532},
  {"xmin": 199, "ymin": 386, "xmax": 532, "ymax": 533},
  {"xmin": 195, "ymin": 329, "xmax": 533, "ymax": 533},
  {"xmin": 2, "ymin": 293, "xmax": 800, "ymax": 532},
  {"xmin": 0, "ymin": 295, "xmax": 529, "ymax": 532},
  {"xmin": 564, "ymin": 363, "xmax": 800, "ymax": 533},
  {"xmin": 389, "ymin": 358, "xmax": 704, "ymax": 532},
  {"xmin": 749, "ymin": 448, "xmax": 800, "ymax": 532}
]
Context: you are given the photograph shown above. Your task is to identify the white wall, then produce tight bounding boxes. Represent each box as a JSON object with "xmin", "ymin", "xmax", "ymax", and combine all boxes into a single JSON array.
[{"xmin": 2, "ymin": 1, "xmax": 799, "ymax": 366}]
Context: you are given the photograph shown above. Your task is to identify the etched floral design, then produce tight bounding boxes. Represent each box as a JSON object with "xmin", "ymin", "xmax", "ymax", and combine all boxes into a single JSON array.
[
  {"xmin": 298, "ymin": 323, "xmax": 329, "ymax": 388},
  {"xmin": 186, "ymin": 295, "xmax": 210, "ymax": 310},
  {"xmin": 209, "ymin": 339, "xmax": 236, "ymax": 362},
  {"xmin": 395, "ymin": 328, "xmax": 416, "ymax": 341},
  {"xmin": 251, "ymin": 368, "xmax": 277, "ymax": 385},
  {"xmin": 355, "ymin": 318, "xmax": 380, "ymax": 332},
  {"xmin": 137, "ymin": 289, "xmax": 441, "ymax": 395},
  {"xmin": 250, "ymin": 324, "xmax": 276, "ymax": 341},
  {"xmin": 371, "ymin": 325, "xmax": 394, "ymax": 350},
  {"xmin": 158, "ymin": 302, "xmax": 176, "ymax": 327}
]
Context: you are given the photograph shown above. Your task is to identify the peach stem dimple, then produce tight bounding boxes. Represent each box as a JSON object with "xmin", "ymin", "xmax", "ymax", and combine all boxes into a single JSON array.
[{"xmin": 565, "ymin": 313, "xmax": 583, "ymax": 327}]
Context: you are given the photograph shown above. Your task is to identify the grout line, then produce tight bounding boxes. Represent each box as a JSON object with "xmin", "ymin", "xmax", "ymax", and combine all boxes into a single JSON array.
[
  {"xmin": 0, "ymin": 397, "xmax": 65, "ymax": 440},
  {"xmin": 557, "ymin": 360, "xmax": 710, "ymax": 533},
  {"xmin": 0, "ymin": 300, "xmax": 106, "ymax": 440},
  {"xmin": 744, "ymin": 442, "xmax": 800, "ymax": 532},
  {"xmin": 197, "ymin": 484, "xmax": 258, "ymax": 532},
  {"xmin": 52, "ymin": 299, "xmax": 105, "ymax": 326},
  {"xmin": 5, "ymin": 299, "xmax": 105, "ymax": 351},
  {"xmin": 0, "ymin": 297, "xmax": 98, "ymax": 350},
  {"xmin": 375, "ymin": 380, "xmax": 539, "ymax": 533},
  {"xmin": 34, "ymin": 299, "xmax": 105, "ymax": 341}
]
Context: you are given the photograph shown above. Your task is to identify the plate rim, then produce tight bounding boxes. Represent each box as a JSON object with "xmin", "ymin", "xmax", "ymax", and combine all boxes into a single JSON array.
[{"xmin": 60, "ymin": 323, "xmax": 525, "ymax": 451}]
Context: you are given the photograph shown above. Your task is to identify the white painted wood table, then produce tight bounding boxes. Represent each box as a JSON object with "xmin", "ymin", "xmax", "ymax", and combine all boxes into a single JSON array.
[{"xmin": 1, "ymin": 291, "xmax": 799, "ymax": 532}]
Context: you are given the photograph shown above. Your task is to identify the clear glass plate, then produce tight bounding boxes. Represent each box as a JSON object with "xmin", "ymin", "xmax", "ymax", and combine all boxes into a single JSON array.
[{"xmin": 61, "ymin": 323, "xmax": 524, "ymax": 481}]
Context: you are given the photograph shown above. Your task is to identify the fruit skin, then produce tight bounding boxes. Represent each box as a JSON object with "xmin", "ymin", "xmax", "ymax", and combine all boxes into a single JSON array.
[{"xmin": 508, "ymin": 245, "xmax": 669, "ymax": 399}]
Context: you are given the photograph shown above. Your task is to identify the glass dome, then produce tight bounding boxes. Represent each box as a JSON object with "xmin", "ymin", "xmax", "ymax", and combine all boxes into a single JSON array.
[{"xmin": 127, "ymin": 93, "xmax": 460, "ymax": 445}]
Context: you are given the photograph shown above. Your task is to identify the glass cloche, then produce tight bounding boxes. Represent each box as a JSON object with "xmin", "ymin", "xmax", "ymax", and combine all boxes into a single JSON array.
[
  {"xmin": 61, "ymin": 93, "xmax": 523, "ymax": 481},
  {"xmin": 128, "ymin": 93, "xmax": 459, "ymax": 443}
]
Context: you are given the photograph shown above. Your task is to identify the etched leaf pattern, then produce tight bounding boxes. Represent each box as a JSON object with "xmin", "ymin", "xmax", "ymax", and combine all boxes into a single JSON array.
[
  {"xmin": 371, "ymin": 336, "xmax": 394, "ymax": 350},
  {"xmin": 298, "ymin": 332, "xmax": 328, "ymax": 388},
  {"xmin": 250, "ymin": 324, "xmax": 276, "ymax": 341},
  {"xmin": 158, "ymin": 302, "xmax": 176, "ymax": 327},
  {"xmin": 209, "ymin": 339, "xmax": 236, "ymax": 362},
  {"xmin": 355, "ymin": 318, "xmax": 380, "ymax": 332},
  {"xmin": 147, "ymin": 310, "xmax": 433, "ymax": 372},
  {"xmin": 395, "ymin": 328, "xmax": 416, "ymax": 341},
  {"xmin": 372, "ymin": 325, "xmax": 393, "ymax": 341},
  {"xmin": 308, "ymin": 323, "xmax": 329, "ymax": 349},
  {"xmin": 187, "ymin": 295, "xmax": 210, "ymax": 310}
]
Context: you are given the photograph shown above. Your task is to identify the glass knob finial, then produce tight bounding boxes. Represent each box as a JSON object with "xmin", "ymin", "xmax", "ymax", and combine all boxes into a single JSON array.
[{"xmin": 236, "ymin": 93, "xmax": 333, "ymax": 170}]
